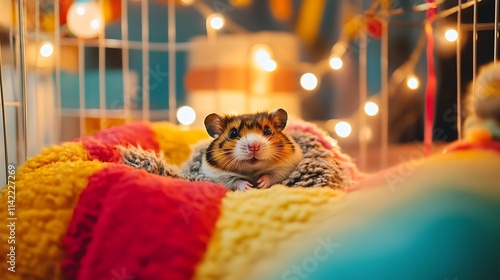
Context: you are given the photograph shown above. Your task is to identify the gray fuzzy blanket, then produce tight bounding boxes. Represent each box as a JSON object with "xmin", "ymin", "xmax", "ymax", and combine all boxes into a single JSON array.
[{"xmin": 120, "ymin": 130, "xmax": 353, "ymax": 190}]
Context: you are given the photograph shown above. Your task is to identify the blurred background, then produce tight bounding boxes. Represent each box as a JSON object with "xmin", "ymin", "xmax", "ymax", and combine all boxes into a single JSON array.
[{"xmin": 1, "ymin": 0, "xmax": 499, "ymax": 180}]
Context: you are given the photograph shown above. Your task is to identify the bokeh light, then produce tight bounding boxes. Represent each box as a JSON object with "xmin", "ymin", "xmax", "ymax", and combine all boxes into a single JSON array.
[
  {"xmin": 177, "ymin": 106, "xmax": 196, "ymax": 126},
  {"xmin": 252, "ymin": 46, "xmax": 277, "ymax": 72},
  {"xmin": 329, "ymin": 57, "xmax": 343, "ymax": 70},
  {"xmin": 335, "ymin": 121, "xmax": 352, "ymax": 138},
  {"xmin": 364, "ymin": 101, "xmax": 379, "ymax": 116},
  {"xmin": 407, "ymin": 76, "xmax": 420, "ymax": 90},
  {"xmin": 209, "ymin": 14, "xmax": 224, "ymax": 30},
  {"xmin": 67, "ymin": 1, "xmax": 103, "ymax": 38},
  {"xmin": 300, "ymin": 73, "xmax": 318, "ymax": 91},
  {"xmin": 445, "ymin": 29, "xmax": 459, "ymax": 42},
  {"xmin": 39, "ymin": 42, "xmax": 54, "ymax": 58}
]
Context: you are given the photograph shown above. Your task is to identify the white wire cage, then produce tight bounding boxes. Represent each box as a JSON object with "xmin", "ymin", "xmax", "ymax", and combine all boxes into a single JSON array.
[
  {"xmin": 1, "ymin": 0, "xmax": 499, "ymax": 185},
  {"xmin": 1, "ymin": 0, "xmax": 182, "ymax": 185}
]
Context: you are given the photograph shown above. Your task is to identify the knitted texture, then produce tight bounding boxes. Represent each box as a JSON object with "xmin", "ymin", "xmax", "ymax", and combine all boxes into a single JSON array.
[
  {"xmin": 76, "ymin": 122, "xmax": 159, "ymax": 163},
  {"xmin": 0, "ymin": 159, "xmax": 107, "ymax": 280},
  {"xmin": 16, "ymin": 142, "xmax": 89, "ymax": 178},
  {"xmin": 285, "ymin": 120, "xmax": 364, "ymax": 182},
  {"xmin": 282, "ymin": 130, "xmax": 351, "ymax": 188},
  {"xmin": 61, "ymin": 165, "xmax": 228, "ymax": 280},
  {"xmin": 250, "ymin": 147, "xmax": 500, "ymax": 280},
  {"xmin": 119, "ymin": 145, "xmax": 181, "ymax": 178},
  {"xmin": 2, "ymin": 119, "xmax": 499, "ymax": 280},
  {"xmin": 0, "ymin": 120, "xmax": 358, "ymax": 280},
  {"xmin": 181, "ymin": 139, "xmax": 214, "ymax": 182},
  {"xmin": 61, "ymin": 164, "xmax": 125, "ymax": 280},
  {"xmin": 193, "ymin": 185, "xmax": 344, "ymax": 280},
  {"xmin": 150, "ymin": 122, "xmax": 209, "ymax": 166}
]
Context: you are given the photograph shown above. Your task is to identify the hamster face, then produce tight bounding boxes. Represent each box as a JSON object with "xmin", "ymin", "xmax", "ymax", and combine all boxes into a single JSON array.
[{"xmin": 204, "ymin": 109, "xmax": 298, "ymax": 173}]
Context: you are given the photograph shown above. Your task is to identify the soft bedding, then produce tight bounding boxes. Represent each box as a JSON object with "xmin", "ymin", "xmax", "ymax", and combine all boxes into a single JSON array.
[{"xmin": 1, "ymin": 120, "xmax": 499, "ymax": 280}]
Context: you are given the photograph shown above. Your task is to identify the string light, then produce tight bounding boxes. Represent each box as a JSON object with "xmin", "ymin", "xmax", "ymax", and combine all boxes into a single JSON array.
[
  {"xmin": 177, "ymin": 106, "xmax": 196, "ymax": 125},
  {"xmin": 300, "ymin": 73, "xmax": 318, "ymax": 91},
  {"xmin": 444, "ymin": 28, "xmax": 458, "ymax": 42},
  {"xmin": 329, "ymin": 57, "xmax": 343, "ymax": 70},
  {"xmin": 335, "ymin": 121, "xmax": 352, "ymax": 138},
  {"xmin": 262, "ymin": 60, "xmax": 277, "ymax": 72},
  {"xmin": 66, "ymin": 0, "xmax": 104, "ymax": 39},
  {"xmin": 208, "ymin": 13, "xmax": 224, "ymax": 30},
  {"xmin": 252, "ymin": 45, "xmax": 277, "ymax": 72},
  {"xmin": 364, "ymin": 101, "xmax": 379, "ymax": 116},
  {"xmin": 406, "ymin": 75, "xmax": 420, "ymax": 90},
  {"xmin": 39, "ymin": 42, "xmax": 54, "ymax": 57}
]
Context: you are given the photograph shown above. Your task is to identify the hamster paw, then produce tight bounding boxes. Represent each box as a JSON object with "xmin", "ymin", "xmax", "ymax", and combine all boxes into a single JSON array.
[
  {"xmin": 235, "ymin": 180, "xmax": 253, "ymax": 191},
  {"xmin": 257, "ymin": 174, "xmax": 272, "ymax": 189}
]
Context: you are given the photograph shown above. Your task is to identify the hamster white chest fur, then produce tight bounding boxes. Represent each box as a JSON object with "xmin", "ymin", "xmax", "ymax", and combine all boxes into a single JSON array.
[{"xmin": 201, "ymin": 108, "xmax": 303, "ymax": 191}]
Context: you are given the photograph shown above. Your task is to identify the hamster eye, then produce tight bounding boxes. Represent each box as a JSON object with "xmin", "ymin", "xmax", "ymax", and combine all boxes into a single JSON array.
[
  {"xmin": 263, "ymin": 126, "xmax": 272, "ymax": 136},
  {"xmin": 229, "ymin": 128, "xmax": 239, "ymax": 139}
]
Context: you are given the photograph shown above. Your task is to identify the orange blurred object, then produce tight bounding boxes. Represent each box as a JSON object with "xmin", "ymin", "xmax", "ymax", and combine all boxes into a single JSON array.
[
  {"xmin": 59, "ymin": 0, "xmax": 121, "ymax": 27},
  {"xmin": 467, "ymin": 129, "xmax": 493, "ymax": 143},
  {"xmin": 270, "ymin": 0, "xmax": 292, "ymax": 22},
  {"xmin": 230, "ymin": 0, "xmax": 252, "ymax": 8}
]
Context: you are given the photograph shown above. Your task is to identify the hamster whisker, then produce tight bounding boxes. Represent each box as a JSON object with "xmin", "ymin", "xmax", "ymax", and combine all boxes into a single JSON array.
[
  {"xmin": 219, "ymin": 156, "xmax": 240, "ymax": 171},
  {"xmin": 269, "ymin": 152, "xmax": 299, "ymax": 164},
  {"xmin": 208, "ymin": 150, "xmax": 234, "ymax": 158},
  {"xmin": 209, "ymin": 151, "xmax": 233, "ymax": 157}
]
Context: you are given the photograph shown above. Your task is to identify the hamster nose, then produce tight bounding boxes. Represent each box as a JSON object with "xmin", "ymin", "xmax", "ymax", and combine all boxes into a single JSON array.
[{"xmin": 248, "ymin": 143, "xmax": 261, "ymax": 152}]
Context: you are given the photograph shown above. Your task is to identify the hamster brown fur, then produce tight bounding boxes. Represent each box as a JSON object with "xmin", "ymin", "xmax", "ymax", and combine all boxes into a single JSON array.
[{"xmin": 201, "ymin": 108, "xmax": 303, "ymax": 191}]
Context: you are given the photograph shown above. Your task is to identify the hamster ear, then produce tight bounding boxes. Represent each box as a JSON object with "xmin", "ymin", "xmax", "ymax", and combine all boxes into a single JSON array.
[
  {"xmin": 269, "ymin": 108, "xmax": 288, "ymax": 132},
  {"xmin": 204, "ymin": 113, "xmax": 224, "ymax": 138}
]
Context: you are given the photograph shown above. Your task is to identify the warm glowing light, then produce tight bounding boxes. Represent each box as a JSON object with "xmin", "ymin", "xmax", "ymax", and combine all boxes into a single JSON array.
[
  {"xmin": 39, "ymin": 42, "xmax": 54, "ymax": 57},
  {"xmin": 335, "ymin": 121, "xmax": 352, "ymax": 138},
  {"xmin": 76, "ymin": 6, "xmax": 85, "ymax": 15},
  {"xmin": 176, "ymin": 106, "xmax": 196, "ymax": 126},
  {"xmin": 262, "ymin": 60, "xmax": 277, "ymax": 72},
  {"xmin": 362, "ymin": 127, "xmax": 373, "ymax": 141},
  {"xmin": 253, "ymin": 48, "xmax": 271, "ymax": 62},
  {"xmin": 364, "ymin": 101, "xmax": 379, "ymax": 116},
  {"xmin": 444, "ymin": 29, "xmax": 459, "ymax": 42},
  {"xmin": 329, "ymin": 57, "xmax": 343, "ymax": 70},
  {"xmin": 90, "ymin": 19, "xmax": 100, "ymax": 30},
  {"xmin": 300, "ymin": 73, "xmax": 318, "ymax": 91},
  {"xmin": 208, "ymin": 14, "xmax": 224, "ymax": 30},
  {"xmin": 180, "ymin": 0, "xmax": 196, "ymax": 5},
  {"xmin": 252, "ymin": 46, "xmax": 277, "ymax": 72},
  {"xmin": 407, "ymin": 76, "xmax": 420, "ymax": 90},
  {"xmin": 67, "ymin": 1, "xmax": 104, "ymax": 38}
]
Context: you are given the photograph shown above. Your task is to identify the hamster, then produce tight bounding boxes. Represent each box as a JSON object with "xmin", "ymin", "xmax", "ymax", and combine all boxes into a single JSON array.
[{"xmin": 201, "ymin": 108, "xmax": 303, "ymax": 191}]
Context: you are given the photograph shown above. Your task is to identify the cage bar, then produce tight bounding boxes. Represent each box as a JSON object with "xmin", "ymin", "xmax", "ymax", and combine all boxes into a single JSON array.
[
  {"xmin": 380, "ymin": 11, "xmax": 389, "ymax": 168},
  {"xmin": 495, "ymin": 0, "xmax": 499, "ymax": 64},
  {"xmin": 457, "ymin": 0, "xmax": 462, "ymax": 139},
  {"xmin": 122, "ymin": 0, "xmax": 131, "ymax": 120},
  {"xmin": 358, "ymin": 1, "xmax": 368, "ymax": 171},
  {"xmin": 78, "ymin": 39, "xmax": 86, "ymax": 137},
  {"xmin": 0, "ymin": 43, "xmax": 9, "ymax": 184},
  {"xmin": 472, "ymin": 0, "xmax": 478, "ymax": 95},
  {"xmin": 168, "ymin": 0, "xmax": 177, "ymax": 123},
  {"xmin": 99, "ymin": 0, "xmax": 107, "ymax": 130},
  {"xmin": 54, "ymin": 0, "xmax": 62, "ymax": 144},
  {"xmin": 16, "ymin": 0, "xmax": 28, "ymax": 160},
  {"xmin": 142, "ymin": 0, "xmax": 150, "ymax": 121}
]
